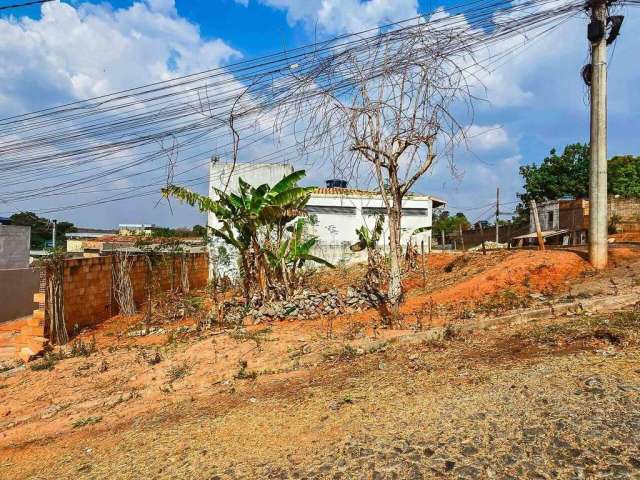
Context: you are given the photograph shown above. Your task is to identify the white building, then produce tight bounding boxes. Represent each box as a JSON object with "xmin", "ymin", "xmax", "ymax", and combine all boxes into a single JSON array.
[
  {"xmin": 118, "ymin": 224, "xmax": 156, "ymax": 236},
  {"xmin": 306, "ymin": 183, "xmax": 444, "ymax": 264},
  {"xmin": 207, "ymin": 162, "xmax": 445, "ymax": 274}
]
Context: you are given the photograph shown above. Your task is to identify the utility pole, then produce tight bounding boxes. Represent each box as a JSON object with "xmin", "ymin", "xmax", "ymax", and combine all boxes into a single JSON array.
[
  {"xmin": 495, "ymin": 187, "xmax": 500, "ymax": 244},
  {"xmin": 530, "ymin": 200, "xmax": 545, "ymax": 251},
  {"xmin": 587, "ymin": 0, "xmax": 609, "ymax": 269},
  {"xmin": 52, "ymin": 219, "xmax": 57, "ymax": 250},
  {"xmin": 478, "ymin": 221, "xmax": 486, "ymax": 255}
]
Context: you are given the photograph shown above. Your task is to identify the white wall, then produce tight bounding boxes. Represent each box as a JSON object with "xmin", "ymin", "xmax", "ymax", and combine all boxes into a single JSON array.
[
  {"xmin": 306, "ymin": 193, "xmax": 435, "ymax": 251},
  {"xmin": 529, "ymin": 201, "xmax": 560, "ymax": 232},
  {"xmin": 207, "ymin": 162, "xmax": 294, "ymax": 279}
]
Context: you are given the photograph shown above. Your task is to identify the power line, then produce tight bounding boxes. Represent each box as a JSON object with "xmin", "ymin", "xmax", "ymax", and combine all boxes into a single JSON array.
[
  {"xmin": 3, "ymin": 0, "xmax": 630, "ymax": 215},
  {"xmin": 0, "ymin": 0, "xmax": 53, "ymax": 11}
]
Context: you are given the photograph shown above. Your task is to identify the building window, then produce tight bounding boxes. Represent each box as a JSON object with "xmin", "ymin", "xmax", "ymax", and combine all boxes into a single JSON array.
[
  {"xmin": 402, "ymin": 208, "xmax": 429, "ymax": 216},
  {"xmin": 362, "ymin": 207, "xmax": 387, "ymax": 216},
  {"xmin": 362, "ymin": 207, "xmax": 429, "ymax": 216},
  {"xmin": 306, "ymin": 205, "xmax": 356, "ymax": 215},
  {"xmin": 547, "ymin": 211, "xmax": 554, "ymax": 228}
]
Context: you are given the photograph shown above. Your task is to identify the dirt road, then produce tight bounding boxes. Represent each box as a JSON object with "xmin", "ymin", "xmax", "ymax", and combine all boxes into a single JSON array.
[{"xmin": 2, "ymin": 308, "xmax": 640, "ymax": 479}]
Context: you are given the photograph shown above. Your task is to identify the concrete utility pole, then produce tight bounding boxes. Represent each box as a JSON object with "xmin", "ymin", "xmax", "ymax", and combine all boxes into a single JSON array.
[
  {"xmin": 52, "ymin": 219, "xmax": 57, "ymax": 250},
  {"xmin": 495, "ymin": 187, "xmax": 500, "ymax": 244},
  {"xmin": 588, "ymin": 0, "xmax": 609, "ymax": 269}
]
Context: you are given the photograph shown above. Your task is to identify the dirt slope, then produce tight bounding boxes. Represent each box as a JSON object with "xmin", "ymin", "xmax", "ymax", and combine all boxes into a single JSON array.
[{"xmin": 2, "ymin": 249, "xmax": 640, "ymax": 479}]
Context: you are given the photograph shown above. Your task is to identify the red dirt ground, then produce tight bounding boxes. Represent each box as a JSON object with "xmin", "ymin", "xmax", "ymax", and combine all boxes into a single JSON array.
[{"xmin": 2, "ymin": 247, "xmax": 638, "ymax": 475}]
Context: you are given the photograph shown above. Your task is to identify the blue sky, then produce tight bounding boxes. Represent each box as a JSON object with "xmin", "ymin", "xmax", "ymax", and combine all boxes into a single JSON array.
[{"xmin": 1, "ymin": 0, "xmax": 639, "ymax": 228}]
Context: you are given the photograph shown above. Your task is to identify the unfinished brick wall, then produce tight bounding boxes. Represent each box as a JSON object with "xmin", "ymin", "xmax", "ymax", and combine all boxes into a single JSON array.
[
  {"xmin": 61, "ymin": 253, "xmax": 208, "ymax": 331},
  {"xmin": 609, "ymin": 197, "xmax": 640, "ymax": 232}
]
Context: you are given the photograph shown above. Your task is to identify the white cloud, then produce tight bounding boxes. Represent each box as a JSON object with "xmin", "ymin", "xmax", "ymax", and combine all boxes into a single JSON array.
[
  {"xmin": 255, "ymin": 0, "xmax": 418, "ymax": 34},
  {"xmin": 0, "ymin": 0, "xmax": 240, "ymax": 113},
  {"xmin": 0, "ymin": 0, "xmax": 242, "ymax": 227},
  {"xmin": 465, "ymin": 124, "xmax": 510, "ymax": 151}
]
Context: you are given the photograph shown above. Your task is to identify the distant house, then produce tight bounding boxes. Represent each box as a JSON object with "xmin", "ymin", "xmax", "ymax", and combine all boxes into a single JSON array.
[
  {"xmin": 207, "ymin": 162, "xmax": 445, "ymax": 274},
  {"xmin": 66, "ymin": 229, "xmax": 117, "ymax": 254},
  {"xmin": 306, "ymin": 181, "xmax": 445, "ymax": 263},
  {"xmin": 66, "ymin": 235, "xmax": 205, "ymax": 257},
  {"xmin": 513, "ymin": 196, "xmax": 640, "ymax": 246},
  {"xmin": 117, "ymin": 224, "xmax": 156, "ymax": 236}
]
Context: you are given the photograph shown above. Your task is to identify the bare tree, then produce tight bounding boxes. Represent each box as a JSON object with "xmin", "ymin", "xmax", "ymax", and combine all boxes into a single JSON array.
[{"xmin": 279, "ymin": 23, "xmax": 477, "ymax": 319}]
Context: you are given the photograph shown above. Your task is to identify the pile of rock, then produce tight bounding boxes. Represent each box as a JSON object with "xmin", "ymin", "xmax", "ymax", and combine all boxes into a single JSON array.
[{"xmin": 221, "ymin": 288, "xmax": 381, "ymax": 325}]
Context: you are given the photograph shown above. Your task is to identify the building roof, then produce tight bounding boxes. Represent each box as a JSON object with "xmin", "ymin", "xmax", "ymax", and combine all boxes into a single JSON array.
[
  {"xmin": 511, "ymin": 229, "xmax": 570, "ymax": 240},
  {"xmin": 311, "ymin": 187, "xmax": 446, "ymax": 207},
  {"xmin": 66, "ymin": 232, "xmax": 115, "ymax": 239}
]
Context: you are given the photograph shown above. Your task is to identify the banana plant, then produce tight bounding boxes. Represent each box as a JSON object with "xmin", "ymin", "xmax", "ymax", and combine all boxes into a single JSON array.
[
  {"xmin": 350, "ymin": 214, "xmax": 385, "ymax": 252},
  {"xmin": 162, "ymin": 170, "xmax": 329, "ymax": 302},
  {"xmin": 267, "ymin": 218, "xmax": 334, "ymax": 270}
]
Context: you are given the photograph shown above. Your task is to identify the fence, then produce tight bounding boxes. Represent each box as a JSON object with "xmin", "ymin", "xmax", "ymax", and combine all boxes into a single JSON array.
[{"xmin": 61, "ymin": 252, "xmax": 208, "ymax": 331}]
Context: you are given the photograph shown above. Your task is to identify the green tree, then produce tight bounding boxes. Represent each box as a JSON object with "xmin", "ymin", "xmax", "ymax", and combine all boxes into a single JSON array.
[
  {"xmin": 433, "ymin": 210, "xmax": 470, "ymax": 235},
  {"xmin": 518, "ymin": 143, "xmax": 590, "ymax": 205},
  {"xmin": 192, "ymin": 224, "xmax": 207, "ymax": 237},
  {"xmin": 9, "ymin": 212, "xmax": 76, "ymax": 249},
  {"xmin": 609, "ymin": 155, "xmax": 640, "ymax": 197}
]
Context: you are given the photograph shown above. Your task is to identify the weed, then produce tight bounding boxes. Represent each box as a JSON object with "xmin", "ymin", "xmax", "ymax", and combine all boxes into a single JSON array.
[
  {"xmin": 367, "ymin": 341, "xmax": 389, "ymax": 354},
  {"xmin": 330, "ymin": 394, "xmax": 355, "ymax": 410},
  {"xmin": 478, "ymin": 288, "xmax": 530, "ymax": 315},
  {"xmin": 234, "ymin": 360, "xmax": 257, "ymax": 380},
  {"xmin": 30, "ymin": 352, "xmax": 65, "ymax": 371},
  {"xmin": 138, "ymin": 348, "xmax": 162, "ymax": 366},
  {"xmin": 166, "ymin": 361, "xmax": 191, "ymax": 383},
  {"xmin": 72, "ymin": 416, "xmax": 102, "ymax": 428},
  {"xmin": 338, "ymin": 344, "xmax": 359, "ymax": 360},
  {"xmin": 229, "ymin": 328, "xmax": 273, "ymax": 349},
  {"xmin": 69, "ymin": 337, "xmax": 97, "ymax": 358}
]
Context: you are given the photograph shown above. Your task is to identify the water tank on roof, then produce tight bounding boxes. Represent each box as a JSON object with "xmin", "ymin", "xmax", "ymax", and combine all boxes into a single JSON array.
[{"xmin": 326, "ymin": 179, "xmax": 348, "ymax": 189}]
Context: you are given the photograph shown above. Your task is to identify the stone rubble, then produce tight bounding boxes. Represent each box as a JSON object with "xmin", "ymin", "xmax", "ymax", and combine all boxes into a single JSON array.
[{"xmin": 219, "ymin": 288, "xmax": 382, "ymax": 325}]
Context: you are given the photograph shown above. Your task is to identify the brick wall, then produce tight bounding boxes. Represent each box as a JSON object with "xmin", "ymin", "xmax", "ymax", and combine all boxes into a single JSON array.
[
  {"xmin": 61, "ymin": 253, "xmax": 208, "ymax": 331},
  {"xmin": 609, "ymin": 197, "xmax": 640, "ymax": 232}
]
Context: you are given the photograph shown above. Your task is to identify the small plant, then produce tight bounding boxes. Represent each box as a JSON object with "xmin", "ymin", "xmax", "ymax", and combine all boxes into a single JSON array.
[
  {"xmin": 30, "ymin": 351, "xmax": 66, "ymax": 371},
  {"xmin": 338, "ymin": 344, "xmax": 358, "ymax": 360},
  {"xmin": 166, "ymin": 361, "xmax": 191, "ymax": 383},
  {"xmin": 229, "ymin": 327, "xmax": 273, "ymax": 349},
  {"xmin": 234, "ymin": 359, "xmax": 257, "ymax": 380},
  {"xmin": 72, "ymin": 416, "xmax": 102, "ymax": 428},
  {"xmin": 138, "ymin": 348, "xmax": 162, "ymax": 366},
  {"xmin": 69, "ymin": 337, "xmax": 97, "ymax": 357}
]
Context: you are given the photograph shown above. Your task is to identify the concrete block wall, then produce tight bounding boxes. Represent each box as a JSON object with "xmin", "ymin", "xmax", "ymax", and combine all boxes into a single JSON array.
[
  {"xmin": 61, "ymin": 253, "xmax": 208, "ymax": 331},
  {"xmin": 610, "ymin": 197, "xmax": 640, "ymax": 231}
]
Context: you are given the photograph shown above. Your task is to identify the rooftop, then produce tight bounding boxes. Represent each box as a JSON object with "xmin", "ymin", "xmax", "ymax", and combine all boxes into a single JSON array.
[{"xmin": 311, "ymin": 187, "xmax": 446, "ymax": 207}]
